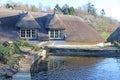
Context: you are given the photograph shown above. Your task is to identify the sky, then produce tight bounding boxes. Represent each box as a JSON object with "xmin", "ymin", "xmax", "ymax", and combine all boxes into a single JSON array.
[{"xmin": 0, "ymin": 0, "xmax": 120, "ymax": 21}]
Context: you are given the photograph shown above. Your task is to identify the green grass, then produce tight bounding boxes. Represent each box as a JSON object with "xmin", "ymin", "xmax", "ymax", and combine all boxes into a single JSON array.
[{"xmin": 100, "ymin": 32, "xmax": 110, "ymax": 39}]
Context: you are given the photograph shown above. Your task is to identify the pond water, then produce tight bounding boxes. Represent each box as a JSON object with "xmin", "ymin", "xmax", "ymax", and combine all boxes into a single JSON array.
[{"xmin": 36, "ymin": 56, "xmax": 120, "ymax": 80}]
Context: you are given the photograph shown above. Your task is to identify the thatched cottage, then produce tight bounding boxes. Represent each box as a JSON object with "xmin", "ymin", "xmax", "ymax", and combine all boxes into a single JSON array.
[
  {"xmin": 0, "ymin": 9, "xmax": 104, "ymax": 44},
  {"xmin": 107, "ymin": 27, "xmax": 120, "ymax": 42}
]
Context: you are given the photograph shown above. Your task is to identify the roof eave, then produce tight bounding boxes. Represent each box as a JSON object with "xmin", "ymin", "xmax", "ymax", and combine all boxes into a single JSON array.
[
  {"xmin": 47, "ymin": 27, "xmax": 65, "ymax": 30},
  {"xmin": 16, "ymin": 26, "xmax": 40, "ymax": 29}
]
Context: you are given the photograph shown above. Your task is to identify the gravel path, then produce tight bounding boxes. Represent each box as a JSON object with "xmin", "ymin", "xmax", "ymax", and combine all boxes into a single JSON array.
[{"xmin": 13, "ymin": 52, "xmax": 36, "ymax": 80}]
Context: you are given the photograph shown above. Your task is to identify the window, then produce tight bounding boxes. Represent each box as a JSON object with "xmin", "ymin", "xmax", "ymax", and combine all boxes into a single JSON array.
[
  {"xmin": 20, "ymin": 29, "xmax": 37, "ymax": 39},
  {"xmin": 49, "ymin": 29, "xmax": 65, "ymax": 39}
]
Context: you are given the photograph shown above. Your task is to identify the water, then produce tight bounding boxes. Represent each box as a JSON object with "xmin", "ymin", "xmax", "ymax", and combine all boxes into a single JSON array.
[{"xmin": 36, "ymin": 56, "xmax": 120, "ymax": 80}]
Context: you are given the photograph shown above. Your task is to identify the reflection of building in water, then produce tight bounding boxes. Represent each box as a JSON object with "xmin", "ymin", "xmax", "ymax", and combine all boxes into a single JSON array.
[
  {"xmin": 47, "ymin": 56, "xmax": 103, "ymax": 70},
  {"xmin": 64, "ymin": 57, "xmax": 103, "ymax": 67},
  {"xmin": 47, "ymin": 56, "xmax": 65, "ymax": 70},
  {"xmin": 36, "ymin": 56, "xmax": 104, "ymax": 80}
]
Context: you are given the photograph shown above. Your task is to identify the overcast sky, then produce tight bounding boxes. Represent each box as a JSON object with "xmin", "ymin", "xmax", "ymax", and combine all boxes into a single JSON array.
[{"xmin": 0, "ymin": 0, "xmax": 120, "ymax": 21}]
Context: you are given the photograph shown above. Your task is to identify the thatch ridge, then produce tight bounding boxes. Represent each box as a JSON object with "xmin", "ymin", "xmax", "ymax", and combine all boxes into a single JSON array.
[
  {"xmin": 16, "ymin": 12, "xmax": 40, "ymax": 28},
  {"xmin": 48, "ymin": 14, "xmax": 65, "ymax": 29}
]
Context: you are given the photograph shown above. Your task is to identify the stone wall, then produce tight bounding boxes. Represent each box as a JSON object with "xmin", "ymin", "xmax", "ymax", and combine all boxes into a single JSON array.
[{"xmin": 48, "ymin": 47, "xmax": 120, "ymax": 57}]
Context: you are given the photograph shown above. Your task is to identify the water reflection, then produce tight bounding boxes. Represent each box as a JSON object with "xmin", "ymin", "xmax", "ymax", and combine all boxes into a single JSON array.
[{"xmin": 36, "ymin": 56, "xmax": 120, "ymax": 80}]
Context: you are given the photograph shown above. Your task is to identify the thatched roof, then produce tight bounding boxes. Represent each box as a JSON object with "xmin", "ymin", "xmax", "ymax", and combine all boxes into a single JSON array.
[
  {"xmin": 16, "ymin": 12, "xmax": 40, "ymax": 28},
  {"xmin": 32, "ymin": 13, "xmax": 51, "ymax": 41},
  {"xmin": 0, "ymin": 9, "xmax": 20, "ymax": 44},
  {"xmin": 0, "ymin": 9, "xmax": 104, "ymax": 43},
  {"xmin": 0, "ymin": 9, "xmax": 19, "ymax": 27},
  {"xmin": 107, "ymin": 27, "xmax": 120, "ymax": 42},
  {"xmin": 48, "ymin": 15, "xmax": 65, "ymax": 29},
  {"xmin": 48, "ymin": 15, "xmax": 104, "ymax": 43}
]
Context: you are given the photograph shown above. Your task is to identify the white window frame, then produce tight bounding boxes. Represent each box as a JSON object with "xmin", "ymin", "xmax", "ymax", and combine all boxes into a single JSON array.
[
  {"xmin": 20, "ymin": 29, "xmax": 37, "ymax": 39},
  {"xmin": 49, "ymin": 29, "xmax": 65, "ymax": 40}
]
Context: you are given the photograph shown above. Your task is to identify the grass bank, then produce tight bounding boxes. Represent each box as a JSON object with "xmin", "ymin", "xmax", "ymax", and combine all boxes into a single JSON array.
[{"xmin": 100, "ymin": 32, "xmax": 110, "ymax": 39}]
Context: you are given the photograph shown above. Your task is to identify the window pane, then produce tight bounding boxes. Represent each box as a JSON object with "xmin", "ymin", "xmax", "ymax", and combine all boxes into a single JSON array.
[
  {"xmin": 50, "ymin": 30, "xmax": 54, "ymax": 38},
  {"xmin": 32, "ymin": 29, "xmax": 36, "ymax": 38},
  {"xmin": 59, "ymin": 30, "xmax": 62, "ymax": 37},
  {"xmin": 55, "ymin": 30, "xmax": 58, "ymax": 38},
  {"xmin": 26, "ymin": 29, "xmax": 30, "ymax": 37},
  {"xmin": 21, "ymin": 29, "xmax": 25, "ymax": 37},
  {"xmin": 60, "ymin": 30, "xmax": 64, "ymax": 38}
]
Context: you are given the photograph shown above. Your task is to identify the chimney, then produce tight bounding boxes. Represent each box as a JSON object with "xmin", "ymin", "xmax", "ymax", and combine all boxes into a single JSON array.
[{"xmin": 54, "ymin": 8, "xmax": 56, "ymax": 15}]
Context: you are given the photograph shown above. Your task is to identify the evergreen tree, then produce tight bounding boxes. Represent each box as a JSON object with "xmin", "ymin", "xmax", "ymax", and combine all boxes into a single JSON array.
[
  {"xmin": 87, "ymin": 2, "xmax": 97, "ymax": 16},
  {"xmin": 6, "ymin": 3, "xmax": 13, "ymax": 9},
  {"xmin": 54, "ymin": 4, "xmax": 75, "ymax": 15},
  {"xmin": 87, "ymin": 2, "xmax": 92, "ymax": 13},
  {"xmin": 62, "ymin": 4, "xmax": 69, "ymax": 15},
  {"xmin": 61, "ymin": 4, "xmax": 75, "ymax": 15},
  {"xmin": 100, "ymin": 9, "xmax": 105, "ymax": 16},
  {"xmin": 69, "ymin": 7, "xmax": 75, "ymax": 15},
  {"xmin": 54, "ymin": 4, "xmax": 61, "ymax": 11}
]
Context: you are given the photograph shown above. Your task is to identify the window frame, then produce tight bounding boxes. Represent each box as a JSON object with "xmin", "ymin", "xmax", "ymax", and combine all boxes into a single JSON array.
[
  {"xmin": 20, "ymin": 28, "xmax": 38, "ymax": 39},
  {"xmin": 49, "ymin": 29, "xmax": 65, "ymax": 40}
]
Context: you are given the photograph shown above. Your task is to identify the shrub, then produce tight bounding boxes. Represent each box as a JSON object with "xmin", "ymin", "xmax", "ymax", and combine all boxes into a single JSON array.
[
  {"xmin": 29, "ymin": 44, "xmax": 41, "ymax": 51},
  {"xmin": 34, "ymin": 46, "xmax": 41, "ymax": 51},
  {"xmin": 5, "ymin": 56, "xmax": 17, "ymax": 65},
  {"xmin": 0, "ymin": 45, "xmax": 14, "ymax": 55},
  {"xmin": 0, "ymin": 41, "xmax": 28, "ymax": 56},
  {"xmin": 13, "ymin": 42, "xmax": 28, "ymax": 54},
  {"xmin": 100, "ymin": 32, "xmax": 110, "ymax": 39},
  {"xmin": 18, "ymin": 40, "xmax": 30, "ymax": 47}
]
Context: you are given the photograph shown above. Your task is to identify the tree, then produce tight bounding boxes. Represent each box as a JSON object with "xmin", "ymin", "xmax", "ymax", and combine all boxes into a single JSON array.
[
  {"xmin": 87, "ymin": 2, "xmax": 97, "ymax": 16},
  {"xmin": 54, "ymin": 4, "xmax": 75, "ymax": 15},
  {"xmin": 87, "ymin": 2, "xmax": 91, "ymax": 13},
  {"xmin": 54, "ymin": 4, "xmax": 61, "ymax": 11},
  {"xmin": 100, "ymin": 9, "xmax": 105, "ymax": 16},
  {"xmin": 69, "ymin": 7, "xmax": 75, "ymax": 15},
  {"xmin": 61, "ymin": 4, "xmax": 75, "ymax": 15},
  {"xmin": 31, "ymin": 5, "xmax": 39, "ymax": 12},
  {"xmin": 62, "ymin": 4, "xmax": 69, "ymax": 15},
  {"xmin": 6, "ymin": 3, "xmax": 13, "ymax": 9}
]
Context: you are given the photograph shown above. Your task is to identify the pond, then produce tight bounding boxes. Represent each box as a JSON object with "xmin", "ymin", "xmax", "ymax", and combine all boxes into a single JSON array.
[{"xmin": 34, "ymin": 56, "xmax": 120, "ymax": 80}]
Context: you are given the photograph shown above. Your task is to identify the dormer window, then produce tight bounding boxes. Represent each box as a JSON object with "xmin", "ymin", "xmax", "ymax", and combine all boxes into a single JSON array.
[
  {"xmin": 49, "ymin": 29, "xmax": 65, "ymax": 40},
  {"xmin": 20, "ymin": 28, "xmax": 38, "ymax": 40}
]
